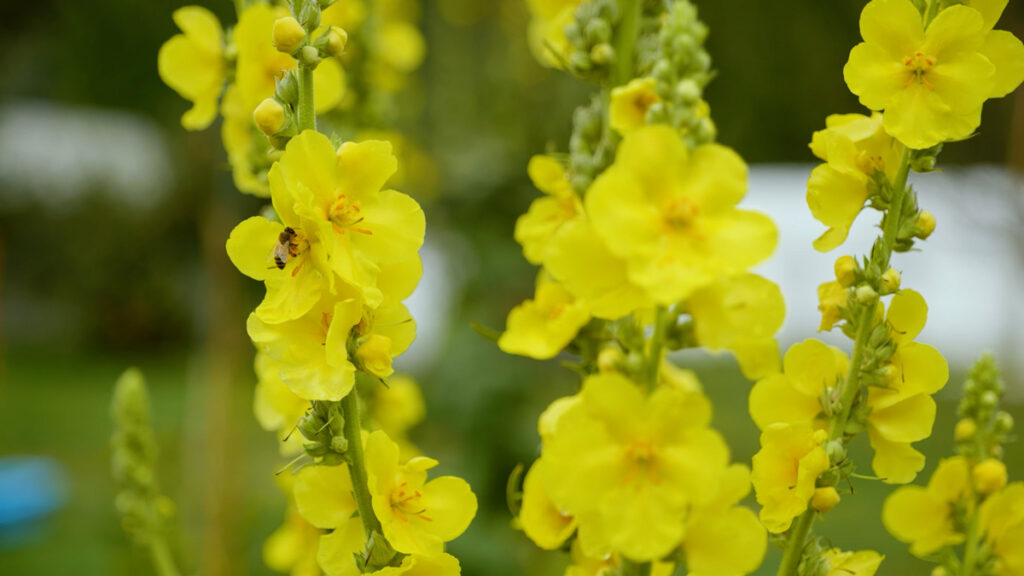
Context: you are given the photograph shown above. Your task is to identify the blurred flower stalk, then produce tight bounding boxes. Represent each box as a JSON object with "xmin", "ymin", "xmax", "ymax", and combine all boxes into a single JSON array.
[
  {"xmin": 152, "ymin": 0, "xmax": 475, "ymax": 575},
  {"xmin": 508, "ymin": 0, "xmax": 1024, "ymax": 575},
  {"xmin": 505, "ymin": 1, "xmax": 781, "ymax": 574}
]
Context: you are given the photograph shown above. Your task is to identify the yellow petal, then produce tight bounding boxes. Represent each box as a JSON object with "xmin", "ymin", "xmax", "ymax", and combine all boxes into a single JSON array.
[
  {"xmin": 929, "ymin": 456, "xmax": 970, "ymax": 502},
  {"xmin": 860, "ymin": 0, "xmax": 924, "ymax": 60},
  {"xmin": 869, "ymin": 394, "xmax": 936, "ymax": 443},
  {"xmin": 294, "ymin": 465, "xmax": 357, "ymax": 529},
  {"xmin": 316, "ymin": 517, "xmax": 365, "ymax": 576},
  {"xmin": 377, "ymin": 257, "xmax": 422, "ymax": 304},
  {"xmin": 678, "ymin": 143, "xmax": 748, "ymax": 214},
  {"xmin": 519, "ymin": 460, "xmax": 576, "ymax": 550},
  {"xmin": 883, "ymin": 81, "xmax": 975, "ymax": 150},
  {"xmin": 807, "ymin": 164, "xmax": 868, "ymax": 252},
  {"xmin": 353, "ymin": 189, "xmax": 426, "ymax": 264},
  {"xmin": 887, "ymin": 289, "xmax": 928, "ymax": 344},
  {"xmin": 419, "ymin": 475, "xmax": 478, "ymax": 543},
  {"xmin": 271, "ymin": 131, "xmax": 340, "ymax": 223},
  {"xmin": 514, "ymin": 196, "xmax": 580, "ymax": 265},
  {"xmin": 784, "ymin": 339, "xmax": 845, "ymax": 398},
  {"xmin": 337, "ymin": 140, "xmax": 399, "ymax": 199},
  {"xmin": 226, "ymin": 216, "xmax": 284, "ymax": 281},
  {"xmin": 599, "ymin": 479, "xmax": 686, "ymax": 562},
  {"xmin": 527, "ymin": 155, "xmax": 572, "ymax": 197},
  {"xmin": 157, "ymin": 34, "xmax": 222, "ymax": 130},
  {"xmin": 869, "ymin": 431, "xmax": 925, "ymax": 484},
  {"xmin": 313, "ymin": 58, "xmax": 346, "ymax": 113},
  {"xmin": 981, "ymin": 29, "xmax": 1024, "ymax": 98},
  {"xmin": 749, "ymin": 373, "xmax": 821, "ymax": 430},
  {"xmin": 498, "ymin": 277, "xmax": 590, "ymax": 360},
  {"xmin": 882, "ymin": 483, "xmax": 961, "ymax": 555},
  {"xmin": 923, "ymin": 4, "xmax": 986, "ymax": 59},
  {"xmin": 966, "ymin": 0, "xmax": 1008, "ymax": 30},
  {"xmin": 685, "ymin": 506, "xmax": 767, "ymax": 576},
  {"xmin": 844, "ymin": 42, "xmax": 906, "ymax": 111},
  {"xmin": 172, "ymin": 5, "xmax": 223, "ymax": 54},
  {"xmin": 928, "ymin": 52, "xmax": 996, "ymax": 112}
]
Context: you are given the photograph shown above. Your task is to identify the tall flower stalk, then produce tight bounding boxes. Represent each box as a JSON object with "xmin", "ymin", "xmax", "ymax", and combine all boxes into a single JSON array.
[
  {"xmin": 753, "ymin": 1, "xmax": 1024, "ymax": 574},
  {"xmin": 157, "ymin": 0, "xmax": 475, "ymax": 574},
  {"xmin": 505, "ymin": 1, "xmax": 783, "ymax": 573}
]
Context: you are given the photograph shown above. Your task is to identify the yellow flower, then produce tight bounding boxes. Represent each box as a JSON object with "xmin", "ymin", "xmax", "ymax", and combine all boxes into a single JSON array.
[
  {"xmin": 842, "ymin": 0, "xmax": 1022, "ymax": 149},
  {"xmin": 221, "ymin": 84, "xmax": 278, "ymax": 196},
  {"xmin": 519, "ymin": 458, "xmax": 576, "ymax": 550},
  {"xmin": 610, "ymin": 78, "xmax": 661, "ymax": 135},
  {"xmin": 866, "ymin": 289, "xmax": 948, "ymax": 484},
  {"xmin": 253, "ymin": 352, "xmax": 308, "ymax": 455},
  {"xmin": 979, "ymin": 482, "xmax": 1024, "ymax": 576},
  {"xmin": 524, "ymin": 0, "xmax": 582, "ymax": 68},
  {"xmin": 542, "ymin": 373, "xmax": 729, "ymax": 561},
  {"xmin": 823, "ymin": 549, "xmax": 884, "ymax": 576},
  {"xmin": 748, "ymin": 338, "xmax": 848, "ymax": 431},
  {"xmin": 806, "ymin": 113, "xmax": 903, "ymax": 251},
  {"xmin": 248, "ymin": 294, "xmax": 415, "ymax": 401},
  {"xmin": 158, "ymin": 6, "xmax": 224, "ymax": 130},
  {"xmin": 683, "ymin": 465, "xmax": 767, "ymax": 576},
  {"xmin": 751, "ymin": 422, "xmax": 830, "ymax": 533},
  {"xmin": 689, "ymin": 273, "xmax": 785, "ymax": 380},
  {"xmin": 263, "ymin": 505, "xmax": 322, "ymax": 576},
  {"xmin": 498, "ymin": 273, "xmax": 591, "ymax": 360},
  {"xmin": 586, "ymin": 126, "xmax": 776, "ymax": 304},
  {"xmin": 365, "ymin": 431, "xmax": 477, "ymax": 555},
  {"xmin": 357, "ymin": 334, "xmax": 395, "ymax": 379},
  {"xmin": 883, "ymin": 456, "xmax": 969, "ymax": 556},
  {"xmin": 817, "ymin": 280, "xmax": 848, "ymax": 331},
  {"xmin": 226, "ymin": 131, "xmax": 425, "ymax": 320},
  {"xmin": 514, "ymin": 155, "xmax": 581, "ymax": 265},
  {"xmin": 964, "ymin": 0, "xmax": 1024, "ymax": 99},
  {"xmin": 317, "ymin": 516, "xmax": 464, "ymax": 576},
  {"xmin": 545, "ymin": 218, "xmax": 651, "ymax": 319}
]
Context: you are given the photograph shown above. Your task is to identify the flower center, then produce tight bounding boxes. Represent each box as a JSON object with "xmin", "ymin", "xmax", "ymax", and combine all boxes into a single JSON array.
[
  {"xmin": 390, "ymin": 481, "xmax": 432, "ymax": 523},
  {"xmin": 622, "ymin": 439, "xmax": 660, "ymax": 485},
  {"xmin": 664, "ymin": 196, "xmax": 701, "ymax": 232},
  {"xmin": 329, "ymin": 193, "xmax": 372, "ymax": 235},
  {"xmin": 903, "ymin": 51, "xmax": 936, "ymax": 90}
]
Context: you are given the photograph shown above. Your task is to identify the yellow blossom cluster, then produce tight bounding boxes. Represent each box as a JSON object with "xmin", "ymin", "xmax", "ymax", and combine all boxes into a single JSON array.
[
  {"xmin": 159, "ymin": 1, "xmax": 473, "ymax": 575},
  {"xmin": 504, "ymin": 1, "xmax": 782, "ymax": 573},
  {"xmin": 758, "ymin": 1, "xmax": 1022, "ymax": 574}
]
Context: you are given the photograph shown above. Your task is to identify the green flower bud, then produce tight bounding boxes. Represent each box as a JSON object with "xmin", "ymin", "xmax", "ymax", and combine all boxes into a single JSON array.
[
  {"xmin": 855, "ymin": 285, "xmax": 877, "ymax": 304},
  {"xmin": 299, "ymin": 45, "xmax": 321, "ymax": 68},
  {"xmin": 323, "ymin": 26, "xmax": 348, "ymax": 57}
]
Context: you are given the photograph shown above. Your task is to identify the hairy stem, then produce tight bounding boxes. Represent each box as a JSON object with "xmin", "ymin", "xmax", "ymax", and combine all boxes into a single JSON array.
[
  {"xmin": 341, "ymin": 391, "xmax": 384, "ymax": 537},
  {"xmin": 297, "ymin": 64, "xmax": 316, "ymax": 132},
  {"xmin": 622, "ymin": 558, "xmax": 653, "ymax": 576},
  {"xmin": 646, "ymin": 306, "xmax": 669, "ymax": 392},
  {"xmin": 777, "ymin": 509, "xmax": 815, "ymax": 576}
]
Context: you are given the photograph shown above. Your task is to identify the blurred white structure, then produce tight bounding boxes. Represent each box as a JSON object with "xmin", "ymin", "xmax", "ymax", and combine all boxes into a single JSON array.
[
  {"xmin": 746, "ymin": 165, "xmax": 1024, "ymax": 376},
  {"xmin": 0, "ymin": 100, "xmax": 173, "ymax": 209}
]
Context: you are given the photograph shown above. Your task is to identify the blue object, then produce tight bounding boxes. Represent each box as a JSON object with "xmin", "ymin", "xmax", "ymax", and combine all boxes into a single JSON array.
[{"xmin": 0, "ymin": 456, "xmax": 68, "ymax": 528}]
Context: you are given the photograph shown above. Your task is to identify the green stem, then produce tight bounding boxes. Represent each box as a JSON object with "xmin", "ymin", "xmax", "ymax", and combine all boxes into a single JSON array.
[
  {"xmin": 924, "ymin": 0, "xmax": 941, "ymax": 27},
  {"xmin": 645, "ymin": 306, "xmax": 669, "ymax": 392},
  {"xmin": 341, "ymin": 391, "xmax": 384, "ymax": 537},
  {"xmin": 297, "ymin": 64, "xmax": 316, "ymax": 132},
  {"xmin": 962, "ymin": 511, "xmax": 980, "ymax": 576},
  {"xmin": 147, "ymin": 537, "xmax": 179, "ymax": 576},
  {"xmin": 621, "ymin": 559, "xmax": 653, "ymax": 576},
  {"xmin": 612, "ymin": 0, "xmax": 642, "ymax": 87},
  {"xmin": 777, "ymin": 509, "xmax": 815, "ymax": 576},
  {"xmin": 828, "ymin": 147, "xmax": 912, "ymax": 440}
]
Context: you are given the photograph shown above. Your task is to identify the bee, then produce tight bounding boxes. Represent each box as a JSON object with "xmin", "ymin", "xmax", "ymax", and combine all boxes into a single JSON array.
[{"xmin": 272, "ymin": 227, "xmax": 299, "ymax": 270}]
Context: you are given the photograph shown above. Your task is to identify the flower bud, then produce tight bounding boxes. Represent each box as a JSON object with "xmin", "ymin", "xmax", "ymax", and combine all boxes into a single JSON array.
[
  {"xmin": 880, "ymin": 268, "xmax": 901, "ymax": 293},
  {"xmin": 855, "ymin": 285, "xmax": 877, "ymax": 304},
  {"xmin": 834, "ymin": 255, "xmax": 857, "ymax": 287},
  {"xmin": 973, "ymin": 459, "xmax": 1008, "ymax": 494},
  {"xmin": 915, "ymin": 210, "xmax": 936, "ymax": 239},
  {"xmin": 931, "ymin": 567, "xmax": 950, "ymax": 576},
  {"xmin": 981, "ymin": 390, "xmax": 999, "ymax": 408},
  {"xmin": 995, "ymin": 411, "xmax": 1014, "ymax": 433},
  {"xmin": 825, "ymin": 440, "xmax": 847, "ymax": 464},
  {"xmin": 590, "ymin": 43, "xmax": 615, "ymax": 66},
  {"xmin": 253, "ymin": 98, "xmax": 287, "ymax": 136},
  {"xmin": 356, "ymin": 334, "xmax": 394, "ymax": 379},
  {"xmin": 323, "ymin": 26, "xmax": 348, "ymax": 57},
  {"xmin": 299, "ymin": 45, "xmax": 321, "ymax": 67},
  {"xmin": 954, "ymin": 418, "xmax": 977, "ymax": 441},
  {"xmin": 597, "ymin": 348, "xmax": 623, "ymax": 373},
  {"xmin": 273, "ymin": 17, "xmax": 307, "ymax": 54},
  {"xmin": 329, "ymin": 435, "xmax": 349, "ymax": 453},
  {"xmin": 811, "ymin": 486, "xmax": 840, "ymax": 512}
]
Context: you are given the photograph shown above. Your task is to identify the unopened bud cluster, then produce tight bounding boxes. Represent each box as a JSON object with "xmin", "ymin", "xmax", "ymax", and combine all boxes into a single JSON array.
[
  {"xmin": 298, "ymin": 400, "xmax": 349, "ymax": 465},
  {"xmin": 110, "ymin": 369, "xmax": 172, "ymax": 546},
  {"xmin": 955, "ymin": 354, "xmax": 1013, "ymax": 461},
  {"xmin": 564, "ymin": 0, "xmax": 619, "ymax": 77},
  {"xmin": 567, "ymin": 95, "xmax": 615, "ymax": 194},
  {"xmin": 645, "ymin": 0, "xmax": 715, "ymax": 148}
]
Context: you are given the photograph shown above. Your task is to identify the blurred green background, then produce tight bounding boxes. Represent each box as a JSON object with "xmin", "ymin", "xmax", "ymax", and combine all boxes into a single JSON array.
[{"xmin": 0, "ymin": 0, "xmax": 1022, "ymax": 574}]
